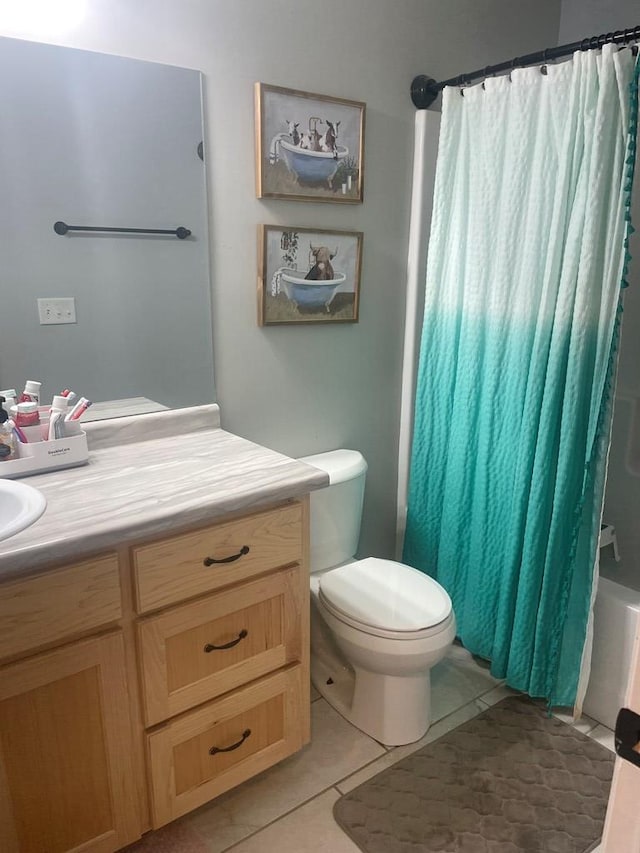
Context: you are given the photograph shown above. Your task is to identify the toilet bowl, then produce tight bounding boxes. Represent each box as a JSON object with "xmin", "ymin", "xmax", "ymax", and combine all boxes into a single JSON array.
[{"xmin": 300, "ymin": 450, "xmax": 456, "ymax": 746}]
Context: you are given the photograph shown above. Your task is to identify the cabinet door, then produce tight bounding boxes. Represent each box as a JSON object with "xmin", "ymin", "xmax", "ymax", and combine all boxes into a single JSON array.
[{"xmin": 0, "ymin": 632, "xmax": 141, "ymax": 853}]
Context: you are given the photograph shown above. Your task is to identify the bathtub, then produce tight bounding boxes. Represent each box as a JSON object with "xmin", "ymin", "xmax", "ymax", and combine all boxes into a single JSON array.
[
  {"xmin": 278, "ymin": 139, "xmax": 348, "ymax": 185},
  {"xmin": 583, "ymin": 549, "xmax": 640, "ymax": 729},
  {"xmin": 272, "ymin": 268, "xmax": 347, "ymax": 311}
]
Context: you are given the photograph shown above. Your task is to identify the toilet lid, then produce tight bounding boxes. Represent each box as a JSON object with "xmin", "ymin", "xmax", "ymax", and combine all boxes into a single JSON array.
[{"xmin": 318, "ymin": 558, "xmax": 452, "ymax": 633}]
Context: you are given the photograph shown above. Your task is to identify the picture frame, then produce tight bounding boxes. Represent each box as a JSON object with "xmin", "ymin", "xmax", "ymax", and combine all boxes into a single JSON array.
[
  {"xmin": 258, "ymin": 225, "xmax": 363, "ymax": 325},
  {"xmin": 255, "ymin": 83, "xmax": 365, "ymax": 203}
]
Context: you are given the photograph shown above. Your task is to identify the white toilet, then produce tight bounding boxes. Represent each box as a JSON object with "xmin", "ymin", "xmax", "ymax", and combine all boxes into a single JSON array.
[{"xmin": 300, "ymin": 449, "xmax": 456, "ymax": 746}]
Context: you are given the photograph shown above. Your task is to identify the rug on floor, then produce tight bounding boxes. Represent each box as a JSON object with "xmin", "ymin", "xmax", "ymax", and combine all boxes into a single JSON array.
[{"xmin": 333, "ymin": 696, "xmax": 614, "ymax": 853}]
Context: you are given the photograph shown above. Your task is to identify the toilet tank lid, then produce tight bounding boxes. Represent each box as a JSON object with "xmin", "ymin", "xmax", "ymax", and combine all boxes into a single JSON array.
[{"xmin": 299, "ymin": 449, "xmax": 367, "ymax": 484}]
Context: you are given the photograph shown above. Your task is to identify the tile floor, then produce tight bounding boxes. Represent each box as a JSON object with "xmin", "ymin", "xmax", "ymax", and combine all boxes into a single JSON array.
[{"xmin": 127, "ymin": 644, "xmax": 615, "ymax": 853}]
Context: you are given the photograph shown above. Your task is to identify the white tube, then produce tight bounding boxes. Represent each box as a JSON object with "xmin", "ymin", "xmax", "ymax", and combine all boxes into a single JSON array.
[{"xmin": 395, "ymin": 110, "xmax": 441, "ymax": 559}]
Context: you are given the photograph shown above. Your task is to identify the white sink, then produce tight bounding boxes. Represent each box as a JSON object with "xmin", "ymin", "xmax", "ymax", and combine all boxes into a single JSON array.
[{"xmin": 0, "ymin": 479, "xmax": 47, "ymax": 542}]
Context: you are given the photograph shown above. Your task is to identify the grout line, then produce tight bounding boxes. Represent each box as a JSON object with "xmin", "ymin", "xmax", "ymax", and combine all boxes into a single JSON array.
[{"xmin": 334, "ymin": 752, "xmax": 396, "ymax": 791}]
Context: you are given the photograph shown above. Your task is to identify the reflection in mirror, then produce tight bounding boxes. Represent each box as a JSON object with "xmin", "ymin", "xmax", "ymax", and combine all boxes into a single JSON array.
[{"xmin": 0, "ymin": 38, "xmax": 215, "ymax": 419}]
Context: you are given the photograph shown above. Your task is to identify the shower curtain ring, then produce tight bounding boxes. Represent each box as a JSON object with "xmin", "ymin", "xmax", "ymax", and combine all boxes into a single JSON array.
[
  {"xmin": 481, "ymin": 66, "xmax": 491, "ymax": 90},
  {"xmin": 508, "ymin": 57, "xmax": 518, "ymax": 82},
  {"xmin": 540, "ymin": 49, "xmax": 549, "ymax": 75}
]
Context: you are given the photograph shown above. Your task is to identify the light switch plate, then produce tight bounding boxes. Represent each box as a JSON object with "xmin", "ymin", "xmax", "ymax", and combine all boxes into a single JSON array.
[{"xmin": 37, "ymin": 297, "xmax": 77, "ymax": 325}]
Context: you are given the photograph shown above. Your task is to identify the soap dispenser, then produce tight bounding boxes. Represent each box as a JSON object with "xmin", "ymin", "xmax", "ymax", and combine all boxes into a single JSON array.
[{"xmin": 0, "ymin": 396, "xmax": 17, "ymax": 461}]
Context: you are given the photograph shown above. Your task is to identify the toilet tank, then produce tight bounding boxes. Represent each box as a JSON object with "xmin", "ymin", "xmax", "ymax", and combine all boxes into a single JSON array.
[{"xmin": 299, "ymin": 449, "xmax": 367, "ymax": 573}]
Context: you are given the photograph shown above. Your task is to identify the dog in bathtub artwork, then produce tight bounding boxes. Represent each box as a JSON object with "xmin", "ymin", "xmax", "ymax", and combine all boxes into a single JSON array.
[
  {"xmin": 259, "ymin": 226, "xmax": 363, "ymax": 325},
  {"xmin": 255, "ymin": 83, "xmax": 365, "ymax": 203}
]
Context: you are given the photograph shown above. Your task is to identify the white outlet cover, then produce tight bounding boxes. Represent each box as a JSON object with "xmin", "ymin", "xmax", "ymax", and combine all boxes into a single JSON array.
[{"xmin": 37, "ymin": 297, "xmax": 77, "ymax": 325}]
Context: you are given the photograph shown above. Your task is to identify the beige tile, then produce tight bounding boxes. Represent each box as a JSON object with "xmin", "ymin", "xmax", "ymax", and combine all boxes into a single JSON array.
[
  {"xmin": 310, "ymin": 682, "xmax": 321, "ymax": 702},
  {"xmin": 225, "ymin": 789, "xmax": 359, "ymax": 853},
  {"xmin": 336, "ymin": 698, "xmax": 486, "ymax": 794},
  {"xmin": 552, "ymin": 708, "xmax": 598, "ymax": 735},
  {"xmin": 430, "ymin": 644, "xmax": 503, "ymax": 721},
  {"xmin": 588, "ymin": 724, "xmax": 616, "ymax": 752},
  {"xmin": 477, "ymin": 683, "xmax": 523, "ymax": 706},
  {"xmin": 187, "ymin": 699, "xmax": 384, "ymax": 853},
  {"xmin": 125, "ymin": 820, "xmax": 210, "ymax": 852}
]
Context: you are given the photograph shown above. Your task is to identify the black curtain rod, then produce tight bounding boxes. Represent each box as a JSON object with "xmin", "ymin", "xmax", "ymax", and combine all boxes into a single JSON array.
[{"xmin": 411, "ymin": 24, "xmax": 640, "ymax": 109}]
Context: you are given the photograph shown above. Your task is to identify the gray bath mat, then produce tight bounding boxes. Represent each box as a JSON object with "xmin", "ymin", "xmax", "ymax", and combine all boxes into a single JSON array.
[{"xmin": 334, "ymin": 696, "xmax": 614, "ymax": 853}]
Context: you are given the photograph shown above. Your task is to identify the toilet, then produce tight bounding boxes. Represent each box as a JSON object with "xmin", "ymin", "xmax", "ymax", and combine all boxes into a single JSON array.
[{"xmin": 300, "ymin": 449, "xmax": 456, "ymax": 746}]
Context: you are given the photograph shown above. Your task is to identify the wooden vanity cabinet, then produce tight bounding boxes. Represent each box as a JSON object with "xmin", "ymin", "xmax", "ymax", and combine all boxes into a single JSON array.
[{"xmin": 0, "ymin": 496, "xmax": 311, "ymax": 850}]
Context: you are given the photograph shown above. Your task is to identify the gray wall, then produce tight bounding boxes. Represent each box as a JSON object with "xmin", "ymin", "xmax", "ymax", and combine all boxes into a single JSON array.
[
  {"xmin": 559, "ymin": 0, "xmax": 640, "ymax": 572},
  {"xmin": 559, "ymin": 0, "xmax": 637, "ymax": 41},
  {"xmin": 0, "ymin": 0, "xmax": 561, "ymax": 559}
]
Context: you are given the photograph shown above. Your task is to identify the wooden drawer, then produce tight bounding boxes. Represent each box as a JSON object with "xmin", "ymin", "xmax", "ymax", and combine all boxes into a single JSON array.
[
  {"xmin": 0, "ymin": 554, "xmax": 121, "ymax": 661},
  {"xmin": 133, "ymin": 502, "xmax": 303, "ymax": 614},
  {"xmin": 147, "ymin": 664, "xmax": 307, "ymax": 828},
  {"xmin": 138, "ymin": 565, "xmax": 305, "ymax": 725}
]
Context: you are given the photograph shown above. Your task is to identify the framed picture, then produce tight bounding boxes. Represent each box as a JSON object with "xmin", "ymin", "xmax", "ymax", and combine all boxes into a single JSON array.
[
  {"xmin": 255, "ymin": 83, "xmax": 365, "ymax": 203},
  {"xmin": 258, "ymin": 225, "xmax": 363, "ymax": 325}
]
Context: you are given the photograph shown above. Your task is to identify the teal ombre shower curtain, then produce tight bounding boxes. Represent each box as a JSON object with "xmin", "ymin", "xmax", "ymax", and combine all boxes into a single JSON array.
[{"xmin": 403, "ymin": 45, "xmax": 639, "ymax": 708}]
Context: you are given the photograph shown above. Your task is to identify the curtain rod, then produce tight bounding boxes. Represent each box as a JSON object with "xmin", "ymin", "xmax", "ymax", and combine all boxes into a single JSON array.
[{"xmin": 411, "ymin": 24, "xmax": 640, "ymax": 109}]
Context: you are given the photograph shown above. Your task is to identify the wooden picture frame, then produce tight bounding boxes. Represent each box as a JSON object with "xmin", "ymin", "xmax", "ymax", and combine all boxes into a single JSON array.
[
  {"xmin": 258, "ymin": 225, "xmax": 363, "ymax": 325},
  {"xmin": 255, "ymin": 83, "xmax": 365, "ymax": 203}
]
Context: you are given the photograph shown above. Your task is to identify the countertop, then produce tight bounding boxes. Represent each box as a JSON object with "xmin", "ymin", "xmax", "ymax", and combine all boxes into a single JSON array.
[{"xmin": 0, "ymin": 405, "xmax": 328, "ymax": 580}]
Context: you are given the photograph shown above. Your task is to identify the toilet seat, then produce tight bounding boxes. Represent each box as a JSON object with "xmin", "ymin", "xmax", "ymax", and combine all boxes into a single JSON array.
[{"xmin": 318, "ymin": 557, "xmax": 453, "ymax": 640}]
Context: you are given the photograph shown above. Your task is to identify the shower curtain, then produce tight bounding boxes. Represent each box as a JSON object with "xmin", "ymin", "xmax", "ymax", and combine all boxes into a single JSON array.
[{"xmin": 403, "ymin": 44, "xmax": 639, "ymax": 709}]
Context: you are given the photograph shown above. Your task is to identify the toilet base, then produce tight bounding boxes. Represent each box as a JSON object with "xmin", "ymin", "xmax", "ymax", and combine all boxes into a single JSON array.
[
  {"xmin": 351, "ymin": 668, "xmax": 431, "ymax": 745},
  {"xmin": 310, "ymin": 624, "xmax": 432, "ymax": 746}
]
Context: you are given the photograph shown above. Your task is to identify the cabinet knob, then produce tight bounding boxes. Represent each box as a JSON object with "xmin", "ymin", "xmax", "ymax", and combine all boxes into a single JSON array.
[
  {"xmin": 203, "ymin": 545, "xmax": 250, "ymax": 566},
  {"xmin": 204, "ymin": 629, "xmax": 248, "ymax": 653}
]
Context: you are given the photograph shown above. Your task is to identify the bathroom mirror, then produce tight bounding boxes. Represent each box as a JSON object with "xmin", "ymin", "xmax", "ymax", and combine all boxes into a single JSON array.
[{"xmin": 0, "ymin": 37, "xmax": 215, "ymax": 418}]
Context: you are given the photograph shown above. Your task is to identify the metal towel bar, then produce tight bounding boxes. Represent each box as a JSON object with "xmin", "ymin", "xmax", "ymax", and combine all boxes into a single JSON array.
[{"xmin": 53, "ymin": 221, "xmax": 191, "ymax": 239}]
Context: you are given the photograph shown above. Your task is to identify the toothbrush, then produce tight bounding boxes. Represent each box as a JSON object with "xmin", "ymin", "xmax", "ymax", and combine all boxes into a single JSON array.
[
  {"xmin": 65, "ymin": 397, "xmax": 87, "ymax": 421},
  {"xmin": 12, "ymin": 422, "xmax": 28, "ymax": 443},
  {"xmin": 68, "ymin": 399, "xmax": 93, "ymax": 421}
]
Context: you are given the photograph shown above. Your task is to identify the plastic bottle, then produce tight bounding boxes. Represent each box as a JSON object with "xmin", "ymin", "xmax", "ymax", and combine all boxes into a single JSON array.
[
  {"xmin": 0, "ymin": 389, "xmax": 17, "ymax": 410},
  {"xmin": 19, "ymin": 380, "xmax": 41, "ymax": 404},
  {"xmin": 12, "ymin": 401, "xmax": 40, "ymax": 428},
  {"xmin": 0, "ymin": 397, "xmax": 17, "ymax": 461}
]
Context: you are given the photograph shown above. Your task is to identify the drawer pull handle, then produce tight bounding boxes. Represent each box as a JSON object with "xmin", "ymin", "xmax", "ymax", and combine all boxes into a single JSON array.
[
  {"xmin": 204, "ymin": 629, "xmax": 248, "ymax": 652},
  {"xmin": 209, "ymin": 728, "xmax": 251, "ymax": 756},
  {"xmin": 203, "ymin": 545, "xmax": 250, "ymax": 566}
]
